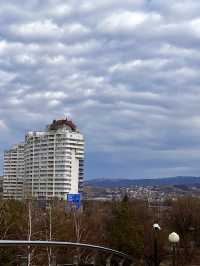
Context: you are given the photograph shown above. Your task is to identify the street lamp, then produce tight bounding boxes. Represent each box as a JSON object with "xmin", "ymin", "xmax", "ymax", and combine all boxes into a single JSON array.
[
  {"xmin": 153, "ymin": 223, "xmax": 161, "ymax": 266},
  {"xmin": 153, "ymin": 224, "xmax": 161, "ymax": 231},
  {"xmin": 168, "ymin": 232, "xmax": 180, "ymax": 266}
]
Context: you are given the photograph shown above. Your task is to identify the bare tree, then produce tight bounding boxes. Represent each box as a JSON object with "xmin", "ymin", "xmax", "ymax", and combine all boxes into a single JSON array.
[
  {"xmin": 46, "ymin": 205, "xmax": 53, "ymax": 266},
  {"xmin": 27, "ymin": 200, "xmax": 32, "ymax": 266}
]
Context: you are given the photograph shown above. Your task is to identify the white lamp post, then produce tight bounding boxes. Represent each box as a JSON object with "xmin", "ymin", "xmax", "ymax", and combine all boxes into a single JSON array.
[
  {"xmin": 168, "ymin": 232, "xmax": 180, "ymax": 266},
  {"xmin": 153, "ymin": 223, "xmax": 161, "ymax": 266}
]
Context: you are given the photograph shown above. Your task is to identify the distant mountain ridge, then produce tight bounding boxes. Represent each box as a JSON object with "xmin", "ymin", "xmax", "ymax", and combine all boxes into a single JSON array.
[{"xmin": 85, "ymin": 176, "xmax": 200, "ymax": 188}]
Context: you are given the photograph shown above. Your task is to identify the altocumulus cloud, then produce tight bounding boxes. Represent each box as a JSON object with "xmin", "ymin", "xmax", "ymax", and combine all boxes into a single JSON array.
[{"xmin": 1, "ymin": 0, "xmax": 200, "ymax": 178}]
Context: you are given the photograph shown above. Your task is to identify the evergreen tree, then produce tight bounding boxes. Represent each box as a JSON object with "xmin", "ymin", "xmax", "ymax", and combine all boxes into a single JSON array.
[{"xmin": 107, "ymin": 196, "xmax": 144, "ymax": 258}]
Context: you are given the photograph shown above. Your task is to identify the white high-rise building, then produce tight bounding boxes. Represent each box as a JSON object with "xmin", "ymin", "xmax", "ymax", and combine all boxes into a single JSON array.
[
  {"xmin": 3, "ymin": 143, "xmax": 25, "ymax": 200},
  {"xmin": 24, "ymin": 118, "xmax": 84, "ymax": 200},
  {"xmin": 3, "ymin": 118, "xmax": 84, "ymax": 200}
]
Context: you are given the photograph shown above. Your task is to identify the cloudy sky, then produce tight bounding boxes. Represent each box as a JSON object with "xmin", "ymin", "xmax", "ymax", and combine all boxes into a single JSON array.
[{"xmin": 1, "ymin": 0, "xmax": 200, "ymax": 179}]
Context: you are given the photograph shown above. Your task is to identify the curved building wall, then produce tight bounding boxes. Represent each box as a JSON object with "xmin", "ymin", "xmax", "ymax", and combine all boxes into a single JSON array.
[{"xmin": 24, "ymin": 127, "xmax": 84, "ymax": 200}]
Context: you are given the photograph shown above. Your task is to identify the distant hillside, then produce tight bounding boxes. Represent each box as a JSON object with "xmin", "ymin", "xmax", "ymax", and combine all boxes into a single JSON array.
[{"xmin": 85, "ymin": 176, "xmax": 200, "ymax": 188}]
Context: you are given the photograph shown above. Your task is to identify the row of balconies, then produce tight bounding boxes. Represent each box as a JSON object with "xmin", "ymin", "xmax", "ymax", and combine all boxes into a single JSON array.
[
  {"xmin": 4, "ymin": 157, "xmax": 24, "ymax": 160},
  {"xmin": 25, "ymin": 144, "xmax": 84, "ymax": 154},
  {"xmin": 26, "ymin": 139, "xmax": 83, "ymax": 146},
  {"xmin": 24, "ymin": 182, "xmax": 72, "ymax": 186},
  {"xmin": 25, "ymin": 160, "xmax": 72, "ymax": 165},
  {"xmin": 4, "ymin": 153, "xmax": 18, "ymax": 157},
  {"xmin": 29, "ymin": 187, "xmax": 71, "ymax": 192},
  {"xmin": 25, "ymin": 177, "xmax": 72, "ymax": 181},
  {"xmin": 25, "ymin": 171, "xmax": 72, "ymax": 175},
  {"xmin": 25, "ymin": 152, "xmax": 73, "ymax": 156},
  {"xmin": 25, "ymin": 164, "xmax": 72, "ymax": 168},
  {"xmin": 4, "ymin": 184, "xmax": 23, "ymax": 187},
  {"xmin": 25, "ymin": 173, "xmax": 72, "ymax": 177},
  {"xmin": 26, "ymin": 148, "xmax": 83, "ymax": 153},
  {"xmin": 4, "ymin": 166, "xmax": 25, "ymax": 169},
  {"xmin": 4, "ymin": 164, "xmax": 24, "ymax": 169},
  {"xmin": 4, "ymin": 167, "xmax": 17, "ymax": 170},
  {"xmin": 25, "ymin": 159, "xmax": 71, "ymax": 163}
]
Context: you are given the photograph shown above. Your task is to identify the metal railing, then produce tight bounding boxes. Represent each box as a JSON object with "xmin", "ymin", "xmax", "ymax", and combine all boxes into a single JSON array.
[{"xmin": 0, "ymin": 240, "xmax": 134, "ymax": 266}]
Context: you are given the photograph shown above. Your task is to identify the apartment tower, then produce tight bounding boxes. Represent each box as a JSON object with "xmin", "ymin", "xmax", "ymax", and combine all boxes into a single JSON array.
[{"xmin": 3, "ymin": 118, "xmax": 84, "ymax": 200}]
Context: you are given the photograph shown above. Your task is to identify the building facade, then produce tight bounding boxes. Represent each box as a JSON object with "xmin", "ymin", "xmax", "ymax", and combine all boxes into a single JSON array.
[
  {"xmin": 0, "ymin": 176, "xmax": 3, "ymax": 198},
  {"xmin": 3, "ymin": 118, "xmax": 84, "ymax": 200},
  {"xmin": 3, "ymin": 143, "xmax": 25, "ymax": 200}
]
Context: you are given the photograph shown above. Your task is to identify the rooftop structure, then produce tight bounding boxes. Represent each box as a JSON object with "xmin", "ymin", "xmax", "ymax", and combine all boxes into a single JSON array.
[{"xmin": 48, "ymin": 118, "xmax": 77, "ymax": 131}]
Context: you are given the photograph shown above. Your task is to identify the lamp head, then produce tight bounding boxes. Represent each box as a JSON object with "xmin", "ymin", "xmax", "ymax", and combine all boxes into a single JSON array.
[
  {"xmin": 153, "ymin": 223, "xmax": 161, "ymax": 231},
  {"xmin": 168, "ymin": 232, "xmax": 180, "ymax": 243}
]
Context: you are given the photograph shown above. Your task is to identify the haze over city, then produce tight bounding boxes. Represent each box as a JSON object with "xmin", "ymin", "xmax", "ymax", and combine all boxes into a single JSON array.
[{"xmin": 1, "ymin": 0, "xmax": 200, "ymax": 179}]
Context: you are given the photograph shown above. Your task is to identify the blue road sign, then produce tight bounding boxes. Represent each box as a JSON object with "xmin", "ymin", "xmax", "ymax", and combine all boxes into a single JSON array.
[{"xmin": 67, "ymin": 193, "xmax": 81, "ymax": 209}]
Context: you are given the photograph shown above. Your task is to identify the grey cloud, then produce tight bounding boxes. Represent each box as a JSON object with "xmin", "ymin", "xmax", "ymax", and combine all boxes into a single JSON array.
[{"xmin": 1, "ymin": 0, "xmax": 200, "ymax": 178}]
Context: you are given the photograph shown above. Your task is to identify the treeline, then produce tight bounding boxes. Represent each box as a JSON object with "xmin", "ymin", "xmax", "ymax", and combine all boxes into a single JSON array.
[{"xmin": 0, "ymin": 196, "xmax": 200, "ymax": 265}]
